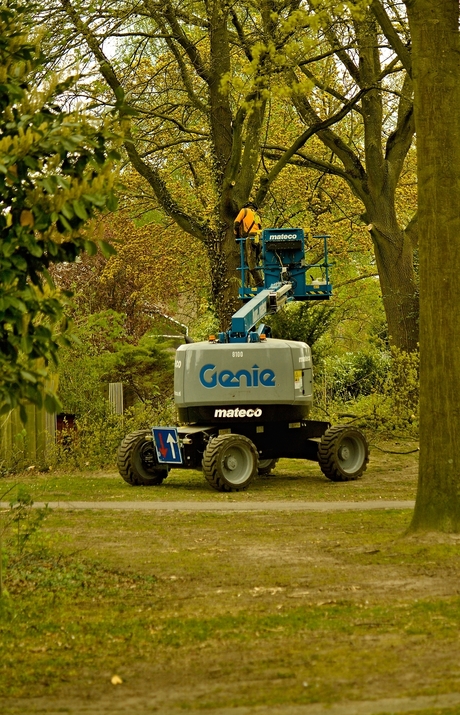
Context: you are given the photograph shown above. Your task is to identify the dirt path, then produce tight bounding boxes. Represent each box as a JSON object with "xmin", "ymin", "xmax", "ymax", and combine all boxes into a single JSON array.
[
  {"xmin": 3, "ymin": 691, "xmax": 460, "ymax": 715},
  {"xmin": 0, "ymin": 499, "xmax": 415, "ymax": 511}
]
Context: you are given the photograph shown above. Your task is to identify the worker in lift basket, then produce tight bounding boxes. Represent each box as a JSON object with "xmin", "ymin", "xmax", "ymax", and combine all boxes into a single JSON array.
[{"xmin": 234, "ymin": 201, "xmax": 264, "ymax": 288}]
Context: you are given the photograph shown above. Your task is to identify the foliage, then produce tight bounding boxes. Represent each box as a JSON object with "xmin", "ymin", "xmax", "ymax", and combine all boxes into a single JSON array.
[
  {"xmin": 46, "ymin": 309, "xmax": 176, "ymax": 470},
  {"xmin": 50, "ymin": 399, "xmax": 176, "ymax": 471},
  {"xmin": 264, "ymin": 300, "xmax": 335, "ymax": 364},
  {"xmin": 0, "ymin": 485, "xmax": 50, "ymax": 597},
  {"xmin": 56, "ymin": 310, "xmax": 174, "ymax": 415},
  {"xmin": 0, "ymin": 3, "xmax": 119, "ymax": 420},
  {"xmin": 102, "ymin": 336, "xmax": 174, "ymax": 404},
  {"xmin": 29, "ymin": 0, "xmax": 419, "ymax": 342},
  {"xmin": 322, "ymin": 349, "xmax": 390, "ymax": 401},
  {"xmin": 52, "ymin": 206, "xmax": 211, "ymax": 340},
  {"xmin": 314, "ymin": 347, "xmax": 419, "ymax": 437}
]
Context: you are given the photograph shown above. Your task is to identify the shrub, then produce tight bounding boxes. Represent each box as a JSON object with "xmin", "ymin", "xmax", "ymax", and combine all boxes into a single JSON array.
[
  {"xmin": 313, "ymin": 348, "xmax": 419, "ymax": 437},
  {"xmin": 48, "ymin": 397, "xmax": 177, "ymax": 471},
  {"xmin": 321, "ymin": 349, "xmax": 390, "ymax": 402}
]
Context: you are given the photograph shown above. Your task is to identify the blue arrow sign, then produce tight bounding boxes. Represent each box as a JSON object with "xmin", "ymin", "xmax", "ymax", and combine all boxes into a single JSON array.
[{"xmin": 152, "ymin": 427, "xmax": 183, "ymax": 464}]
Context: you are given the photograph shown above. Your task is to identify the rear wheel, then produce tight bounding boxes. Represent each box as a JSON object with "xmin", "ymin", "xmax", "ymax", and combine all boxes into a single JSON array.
[
  {"xmin": 258, "ymin": 458, "xmax": 279, "ymax": 476},
  {"xmin": 202, "ymin": 434, "xmax": 258, "ymax": 492},
  {"xmin": 118, "ymin": 430, "xmax": 168, "ymax": 486},
  {"xmin": 318, "ymin": 426, "xmax": 369, "ymax": 482}
]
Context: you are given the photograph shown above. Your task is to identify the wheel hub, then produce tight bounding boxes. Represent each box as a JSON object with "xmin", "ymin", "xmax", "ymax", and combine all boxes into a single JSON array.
[
  {"xmin": 224, "ymin": 455, "xmax": 238, "ymax": 471},
  {"xmin": 338, "ymin": 445, "xmax": 350, "ymax": 461}
]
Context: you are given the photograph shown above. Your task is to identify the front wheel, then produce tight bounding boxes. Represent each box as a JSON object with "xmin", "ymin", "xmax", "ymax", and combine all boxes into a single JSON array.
[
  {"xmin": 318, "ymin": 426, "xmax": 369, "ymax": 482},
  {"xmin": 117, "ymin": 430, "xmax": 169, "ymax": 486},
  {"xmin": 202, "ymin": 434, "xmax": 258, "ymax": 492}
]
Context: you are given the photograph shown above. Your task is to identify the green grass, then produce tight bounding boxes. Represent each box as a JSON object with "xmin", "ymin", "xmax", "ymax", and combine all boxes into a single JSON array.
[
  {"xmin": 1, "ymin": 506, "xmax": 460, "ymax": 713},
  {"xmin": 0, "ymin": 438, "xmax": 419, "ymax": 502}
]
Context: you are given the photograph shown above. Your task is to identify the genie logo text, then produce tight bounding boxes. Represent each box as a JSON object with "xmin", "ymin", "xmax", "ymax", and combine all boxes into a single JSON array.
[{"xmin": 199, "ymin": 364, "xmax": 276, "ymax": 389}]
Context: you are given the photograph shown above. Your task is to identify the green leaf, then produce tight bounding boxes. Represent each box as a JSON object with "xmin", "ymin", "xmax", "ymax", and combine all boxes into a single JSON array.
[
  {"xmin": 73, "ymin": 199, "xmax": 88, "ymax": 220},
  {"xmin": 8, "ymin": 296, "xmax": 27, "ymax": 312},
  {"xmin": 58, "ymin": 214, "xmax": 72, "ymax": 232},
  {"xmin": 56, "ymin": 176, "xmax": 70, "ymax": 190},
  {"xmin": 21, "ymin": 336, "xmax": 33, "ymax": 354},
  {"xmin": 106, "ymin": 192, "xmax": 118, "ymax": 212},
  {"xmin": 19, "ymin": 404, "xmax": 28, "ymax": 423},
  {"xmin": 0, "ymin": 400, "xmax": 12, "ymax": 416},
  {"xmin": 41, "ymin": 177, "xmax": 56, "ymax": 194},
  {"xmin": 23, "ymin": 155, "xmax": 38, "ymax": 170},
  {"xmin": 42, "ymin": 268, "xmax": 56, "ymax": 290},
  {"xmin": 61, "ymin": 203, "xmax": 74, "ymax": 220},
  {"xmin": 1, "ymin": 241, "xmax": 16, "ymax": 258},
  {"xmin": 44, "ymin": 391, "xmax": 61, "ymax": 414},
  {"xmin": 20, "ymin": 369, "xmax": 37, "ymax": 382},
  {"xmin": 99, "ymin": 240, "xmax": 117, "ymax": 258},
  {"xmin": 22, "ymin": 237, "xmax": 43, "ymax": 258},
  {"xmin": 11, "ymin": 254, "xmax": 27, "ymax": 271},
  {"xmin": 84, "ymin": 240, "xmax": 97, "ymax": 256},
  {"xmin": 82, "ymin": 193, "xmax": 106, "ymax": 207}
]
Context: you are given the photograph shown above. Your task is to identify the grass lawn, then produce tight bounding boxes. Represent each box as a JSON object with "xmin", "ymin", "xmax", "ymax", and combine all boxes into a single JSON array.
[
  {"xmin": 0, "ymin": 438, "xmax": 419, "ymax": 503},
  {"xmin": 2, "ymin": 440, "xmax": 459, "ymax": 715}
]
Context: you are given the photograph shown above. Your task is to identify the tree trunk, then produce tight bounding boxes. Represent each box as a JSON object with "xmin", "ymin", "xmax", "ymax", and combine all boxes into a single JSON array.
[
  {"xmin": 207, "ymin": 222, "xmax": 242, "ymax": 331},
  {"xmin": 366, "ymin": 201, "xmax": 419, "ymax": 352},
  {"xmin": 406, "ymin": 0, "xmax": 460, "ymax": 531}
]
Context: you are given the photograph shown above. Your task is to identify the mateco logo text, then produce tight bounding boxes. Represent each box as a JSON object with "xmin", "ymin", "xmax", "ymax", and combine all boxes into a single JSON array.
[
  {"xmin": 268, "ymin": 233, "xmax": 298, "ymax": 240},
  {"xmin": 214, "ymin": 408, "xmax": 262, "ymax": 418},
  {"xmin": 199, "ymin": 364, "xmax": 275, "ymax": 389}
]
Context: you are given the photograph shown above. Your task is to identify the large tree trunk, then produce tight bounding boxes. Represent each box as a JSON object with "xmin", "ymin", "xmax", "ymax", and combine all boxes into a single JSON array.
[
  {"xmin": 366, "ymin": 199, "xmax": 419, "ymax": 351},
  {"xmin": 207, "ymin": 222, "xmax": 242, "ymax": 331},
  {"xmin": 407, "ymin": 0, "xmax": 460, "ymax": 531},
  {"xmin": 370, "ymin": 227, "xmax": 418, "ymax": 351}
]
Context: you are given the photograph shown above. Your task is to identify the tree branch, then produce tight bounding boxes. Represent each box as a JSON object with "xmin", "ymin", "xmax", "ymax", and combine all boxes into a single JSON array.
[
  {"xmin": 370, "ymin": 0, "xmax": 412, "ymax": 75},
  {"xmin": 256, "ymin": 87, "xmax": 368, "ymax": 206},
  {"xmin": 59, "ymin": 0, "xmax": 209, "ymax": 243},
  {"xmin": 262, "ymin": 146, "xmax": 350, "ymax": 181},
  {"xmin": 335, "ymin": 272, "xmax": 379, "ymax": 288}
]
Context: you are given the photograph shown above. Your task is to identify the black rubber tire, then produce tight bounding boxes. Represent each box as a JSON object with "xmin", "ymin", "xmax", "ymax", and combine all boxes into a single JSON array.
[
  {"xmin": 318, "ymin": 426, "xmax": 369, "ymax": 482},
  {"xmin": 202, "ymin": 434, "xmax": 258, "ymax": 492},
  {"xmin": 117, "ymin": 430, "xmax": 168, "ymax": 486},
  {"xmin": 258, "ymin": 458, "xmax": 279, "ymax": 476}
]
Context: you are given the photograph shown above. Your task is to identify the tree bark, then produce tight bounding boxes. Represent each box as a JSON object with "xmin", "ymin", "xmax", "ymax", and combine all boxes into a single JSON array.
[{"xmin": 406, "ymin": 0, "xmax": 460, "ymax": 531}]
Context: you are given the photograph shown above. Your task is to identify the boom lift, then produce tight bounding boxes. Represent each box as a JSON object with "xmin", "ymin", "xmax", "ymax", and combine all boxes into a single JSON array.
[{"xmin": 117, "ymin": 228, "xmax": 369, "ymax": 491}]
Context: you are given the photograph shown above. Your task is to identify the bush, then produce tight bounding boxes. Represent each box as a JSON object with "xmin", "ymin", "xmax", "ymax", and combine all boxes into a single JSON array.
[
  {"xmin": 48, "ymin": 397, "xmax": 177, "ymax": 471},
  {"xmin": 313, "ymin": 348, "xmax": 419, "ymax": 437},
  {"xmin": 321, "ymin": 349, "xmax": 390, "ymax": 402},
  {"xmin": 264, "ymin": 301, "xmax": 335, "ymax": 364}
]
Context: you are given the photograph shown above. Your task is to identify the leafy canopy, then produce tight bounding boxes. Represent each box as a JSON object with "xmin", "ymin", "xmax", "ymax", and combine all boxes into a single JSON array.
[{"xmin": 0, "ymin": 2, "xmax": 119, "ymax": 420}]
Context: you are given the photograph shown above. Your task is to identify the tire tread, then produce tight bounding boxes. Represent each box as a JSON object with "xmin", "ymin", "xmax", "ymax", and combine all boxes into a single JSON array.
[
  {"xmin": 202, "ymin": 434, "xmax": 257, "ymax": 492},
  {"xmin": 117, "ymin": 430, "xmax": 167, "ymax": 486},
  {"xmin": 318, "ymin": 425, "xmax": 368, "ymax": 482}
]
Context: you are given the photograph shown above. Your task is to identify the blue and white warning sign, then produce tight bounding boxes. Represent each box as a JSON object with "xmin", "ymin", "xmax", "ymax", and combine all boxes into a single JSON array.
[{"xmin": 152, "ymin": 427, "xmax": 183, "ymax": 465}]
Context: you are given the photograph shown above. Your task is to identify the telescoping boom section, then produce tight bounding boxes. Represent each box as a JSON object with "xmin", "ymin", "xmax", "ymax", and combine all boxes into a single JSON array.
[{"xmin": 117, "ymin": 227, "xmax": 370, "ymax": 493}]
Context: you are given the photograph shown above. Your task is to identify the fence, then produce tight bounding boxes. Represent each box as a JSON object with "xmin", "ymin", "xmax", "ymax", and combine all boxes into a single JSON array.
[
  {"xmin": 0, "ymin": 404, "xmax": 56, "ymax": 470},
  {"xmin": 0, "ymin": 383, "xmax": 124, "ymax": 471}
]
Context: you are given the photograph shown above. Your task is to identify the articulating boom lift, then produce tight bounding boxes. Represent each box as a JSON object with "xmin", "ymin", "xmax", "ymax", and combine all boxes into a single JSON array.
[{"xmin": 117, "ymin": 228, "xmax": 369, "ymax": 491}]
